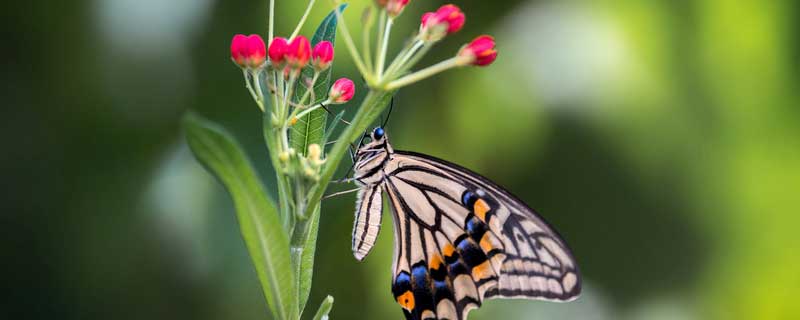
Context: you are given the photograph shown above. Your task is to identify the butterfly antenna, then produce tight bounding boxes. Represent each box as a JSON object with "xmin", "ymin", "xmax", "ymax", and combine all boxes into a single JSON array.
[
  {"xmin": 381, "ymin": 97, "xmax": 395, "ymax": 128},
  {"xmin": 320, "ymin": 103, "xmax": 351, "ymax": 125}
]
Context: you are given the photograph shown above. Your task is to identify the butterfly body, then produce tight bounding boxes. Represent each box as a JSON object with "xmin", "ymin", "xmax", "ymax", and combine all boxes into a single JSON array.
[{"xmin": 351, "ymin": 128, "xmax": 581, "ymax": 320}]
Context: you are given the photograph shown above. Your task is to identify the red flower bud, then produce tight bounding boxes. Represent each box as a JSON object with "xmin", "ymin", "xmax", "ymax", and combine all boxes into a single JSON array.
[
  {"xmin": 268, "ymin": 37, "xmax": 289, "ymax": 66},
  {"xmin": 458, "ymin": 35, "xmax": 497, "ymax": 66},
  {"xmin": 312, "ymin": 41, "xmax": 334, "ymax": 71},
  {"xmin": 231, "ymin": 34, "xmax": 267, "ymax": 69},
  {"xmin": 286, "ymin": 36, "xmax": 312, "ymax": 70},
  {"xmin": 386, "ymin": 0, "xmax": 410, "ymax": 17},
  {"xmin": 420, "ymin": 4, "xmax": 465, "ymax": 40},
  {"xmin": 328, "ymin": 78, "xmax": 355, "ymax": 104}
]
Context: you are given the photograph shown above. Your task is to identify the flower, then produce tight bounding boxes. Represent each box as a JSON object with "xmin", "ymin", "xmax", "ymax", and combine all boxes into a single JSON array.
[
  {"xmin": 328, "ymin": 78, "xmax": 355, "ymax": 104},
  {"xmin": 268, "ymin": 37, "xmax": 289, "ymax": 66},
  {"xmin": 312, "ymin": 41, "xmax": 334, "ymax": 71},
  {"xmin": 386, "ymin": 0, "xmax": 410, "ymax": 17},
  {"xmin": 458, "ymin": 35, "xmax": 497, "ymax": 66},
  {"xmin": 307, "ymin": 144, "xmax": 325, "ymax": 166},
  {"xmin": 420, "ymin": 4, "xmax": 465, "ymax": 41},
  {"xmin": 286, "ymin": 36, "xmax": 312, "ymax": 70},
  {"xmin": 231, "ymin": 34, "xmax": 267, "ymax": 69}
]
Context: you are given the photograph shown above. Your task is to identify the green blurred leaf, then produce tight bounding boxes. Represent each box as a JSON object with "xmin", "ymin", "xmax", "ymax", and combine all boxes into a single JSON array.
[
  {"xmin": 312, "ymin": 295, "xmax": 334, "ymax": 320},
  {"xmin": 291, "ymin": 4, "xmax": 347, "ymax": 155},
  {"xmin": 323, "ymin": 110, "xmax": 346, "ymax": 145},
  {"xmin": 298, "ymin": 207, "xmax": 320, "ymax": 313},
  {"xmin": 183, "ymin": 113, "xmax": 297, "ymax": 320}
]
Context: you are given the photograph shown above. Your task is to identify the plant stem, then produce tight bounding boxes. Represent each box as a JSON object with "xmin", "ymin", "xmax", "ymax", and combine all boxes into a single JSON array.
[
  {"xmin": 333, "ymin": 5, "xmax": 372, "ymax": 82},
  {"xmin": 302, "ymin": 89, "xmax": 395, "ymax": 218},
  {"xmin": 384, "ymin": 39, "xmax": 424, "ymax": 79},
  {"xmin": 268, "ymin": 0, "xmax": 275, "ymax": 42},
  {"xmin": 384, "ymin": 57, "xmax": 462, "ymax": 90},
  {"xmin": 376, "ymin": 17, "xmax": 393, "ymax": 80},
  {"xmin": 362, "ymin": 14, "xmax": 374, "ymax": 75},
  {"xmin": 375, "ymin": 11, "xmax": 386, "ymax": 73},
  {"xmin": 290, "ymin": 0, "xmax": 317, "ymax": 40}
]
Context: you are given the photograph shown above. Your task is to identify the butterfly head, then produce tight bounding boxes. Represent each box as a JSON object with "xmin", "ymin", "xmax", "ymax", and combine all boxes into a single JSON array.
[{"xmin": 353, "ymin": 127, "xmax": 393, "ymax": 183}]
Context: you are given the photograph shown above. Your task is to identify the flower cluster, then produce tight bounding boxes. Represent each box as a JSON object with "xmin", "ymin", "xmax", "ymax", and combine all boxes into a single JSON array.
[
  {"xmin": 335, "ymin": 2, "xmax": 497, "ymax": 91},
  {"xmin": 227, "ymin": 0, "xmax": 498, "ymax": 222},
  {"xmin": 230, "ymin": 21, "xmax": 355, "ymax": 188}
]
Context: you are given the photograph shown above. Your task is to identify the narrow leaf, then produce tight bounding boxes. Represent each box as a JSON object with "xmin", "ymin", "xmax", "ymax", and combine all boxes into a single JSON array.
[
  {"xmin": 312, "ymin": 295, "xmax": 334, "ymax": 320},
  {"xmin": 291, "ymin": 4, "xmax": 348, "ymax": 155},
  {"xmin": 183, "ymin": 113, "xmax": 297, "ymax": 320},
  {"xmin": 298, "ymin": 207, "xmax": 320, "ymax": 313}
]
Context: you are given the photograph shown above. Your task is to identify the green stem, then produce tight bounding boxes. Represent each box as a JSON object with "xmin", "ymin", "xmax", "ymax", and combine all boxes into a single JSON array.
[
  {"xmin": 376, "ymin": 16, "xmax": 393, "ymax": 80},
  {"xmin": 384, "ymin": 57, "xmax": 463, "ymax": 90},
  {"xmin": 268, "ymin": 0, "xmax": 275, "ymax": 42},
  {"xmin": 383, "ymin": 39, "xmax": 424, "ymax": 80},
  {"xmin": 302, "ymin": 90, "xmax": 395, "ymax": 218},
  {"xmin": 290, "ymin": 0, "xmax": 317, "ymax": 40},
  {"xmin": 375, "ymin": 11, "xmax": 386, "ymax": 73},
  {"xmin": 333, "ymin": 4, "xmax": 372, "ymax": 82},
  {"xmin": 361, "ymin": 8, "xmax": 375, "ymax": 75},
  {"xmin": 396, "ymin": 42, "xmax": 434, "ymax": 75}
]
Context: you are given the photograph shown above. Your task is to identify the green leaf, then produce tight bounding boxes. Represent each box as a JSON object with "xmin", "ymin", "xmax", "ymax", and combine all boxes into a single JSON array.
[
  {"xmin": 312, "ymin": 295, "xmax": 334, "ymax": 320},
  {"xmin": 298, "ymin": 207, "xmax": 320, "ymax": 313},
  {"xmin": 183, "ymin": 113, "xmax": 297, "ymax": 320},
  {"xmin": 291, "ymin": 4, "xmax": 347, "ymax": 155}
]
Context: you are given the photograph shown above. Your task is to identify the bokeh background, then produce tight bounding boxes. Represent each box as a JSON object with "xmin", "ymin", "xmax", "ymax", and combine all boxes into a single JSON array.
[{"xmin": 4, "ymin": 0, "xmax": 799, "ymax": 319}]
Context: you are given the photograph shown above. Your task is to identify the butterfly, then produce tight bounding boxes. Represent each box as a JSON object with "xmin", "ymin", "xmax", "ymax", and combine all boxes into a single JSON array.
[{"xmin": 347, "ymin": 126, "xmax": 581, "ymax": 320}]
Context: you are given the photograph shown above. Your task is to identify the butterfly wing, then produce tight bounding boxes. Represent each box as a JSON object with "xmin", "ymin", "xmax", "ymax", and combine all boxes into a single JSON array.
[
  {"xmin": 382, "ymin": 151, "xmax": 581, "ymax": 320},
  {"xmin": 352, "ymin": 185, "xmax": 384, "ymax": 261}
]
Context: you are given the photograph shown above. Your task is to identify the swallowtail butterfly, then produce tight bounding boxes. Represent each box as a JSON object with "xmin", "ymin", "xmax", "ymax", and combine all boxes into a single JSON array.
[{"xmin": 349, "ymin": 127, "xmax": 581, "ymax": 320}]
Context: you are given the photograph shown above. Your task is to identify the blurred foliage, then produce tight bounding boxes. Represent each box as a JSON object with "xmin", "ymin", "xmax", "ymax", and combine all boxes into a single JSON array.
[{"xmin": 3, "ymin": 0, "xmax": 799, "ymax": 319}]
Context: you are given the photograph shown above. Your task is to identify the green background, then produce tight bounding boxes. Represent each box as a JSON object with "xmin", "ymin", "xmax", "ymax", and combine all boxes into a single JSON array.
[{"xmin": 4, "ymin": 0, "xmax": 799, "ymax": 319}]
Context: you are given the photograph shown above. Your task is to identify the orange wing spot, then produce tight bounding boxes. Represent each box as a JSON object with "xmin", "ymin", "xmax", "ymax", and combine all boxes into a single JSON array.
[
  {"xmin": 442, "ymin": 243, "xmax": 456, "ymax": 258},
  {"xmin": 474, "ymin": 198, "xmax": 491, "ymax": 222},
  {"xmin": 472, "ymin": 260, "xmax": 494, "ymax": 280},
  {"xmin": 479, "ymin": 233, "xmax": 494, "ymax": 252},
  {"xmin": 397, "ymin": 291, "xmax": 415, "ymax": 311},
  {"xmin": 429, "ymin": 253, "xmax": 444, "ymax": 270}
]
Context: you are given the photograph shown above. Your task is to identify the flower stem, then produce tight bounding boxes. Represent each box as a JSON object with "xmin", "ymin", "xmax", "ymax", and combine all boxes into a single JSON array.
[
  {"xmin": 376, "ymin": 17, "xmax": 393, "ymax": 80},
  {"xmin": 384, "ymin": 57, "xmax": 463, "ymax": 90},
  {"xmin": 384, "ymin": 39, "xmax": 424, "ymax": 79},
  {"xmin": 294, "ymin": 102, "xmax": 327, "ymax": 120},
  {"xmin": 290, "ymin": 0, "xmax": 317, "ymax": 40},
  {"xmin": 333, "ymin": 5, "xmax": 372, "ymax": 83},
  {"xmin": 243, "ymin": 70, "xmax": 262, "ymax": 109},
  {"xmin": 268, "ymin": 0, "xmax": 275, "ymax": 42},
  {"xmin": 361, "ymin": 12, "xmax": 374, "ymax": 75}
]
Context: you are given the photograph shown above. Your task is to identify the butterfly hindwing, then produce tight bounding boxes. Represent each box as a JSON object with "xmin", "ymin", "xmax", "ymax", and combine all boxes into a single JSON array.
[{"xmin": 380, "ymin": 151, "xmax": 580, "ymax": 320}]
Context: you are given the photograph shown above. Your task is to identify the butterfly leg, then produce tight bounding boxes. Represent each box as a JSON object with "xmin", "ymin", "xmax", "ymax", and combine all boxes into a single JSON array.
[{"xmin": 322, "ymin": 187, "xmax": 361, "ymax": 199}]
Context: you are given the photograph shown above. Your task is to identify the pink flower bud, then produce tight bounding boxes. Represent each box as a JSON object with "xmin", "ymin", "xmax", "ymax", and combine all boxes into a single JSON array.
[
  {"xmin": 231, "ymin": 34, "xmax": 266, "ymax": 69},
  {"xmin": 420, "ymin": 4, "xmax": 465, "ymax": 40},
  {"xmin": 458, "ymin": 35, "xmax": 497, "ymax": 66},
  {"xmin": 245, "ymin": 35, "xmax": 267, "ymax": 68},
  {"xmin": 328, "ymin": 78, "xmax": 355, "ymax": 104},
  {"xmin": 312, "ymin": 41, "xmax": 334, "ymax": 71},
  {"xmin": 286, "ymin": 36, "xmax": 312, "ymax": 70},
  {"xmin": 268, "ymin": 37, "xmax": 289, "ymax": 66},
  {"xmin": 231, "ymin": 34, "xmax": 248, "ymax": 67},
  {"xmin": 386, "ymin": 0, "xmax": 410, "ymax": 17}
]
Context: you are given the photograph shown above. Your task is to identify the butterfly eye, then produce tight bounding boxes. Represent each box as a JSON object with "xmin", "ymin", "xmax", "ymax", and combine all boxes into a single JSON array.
[{"xmin": 372, "ymin": 127, "xmax": 385, "ymax": 140}]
